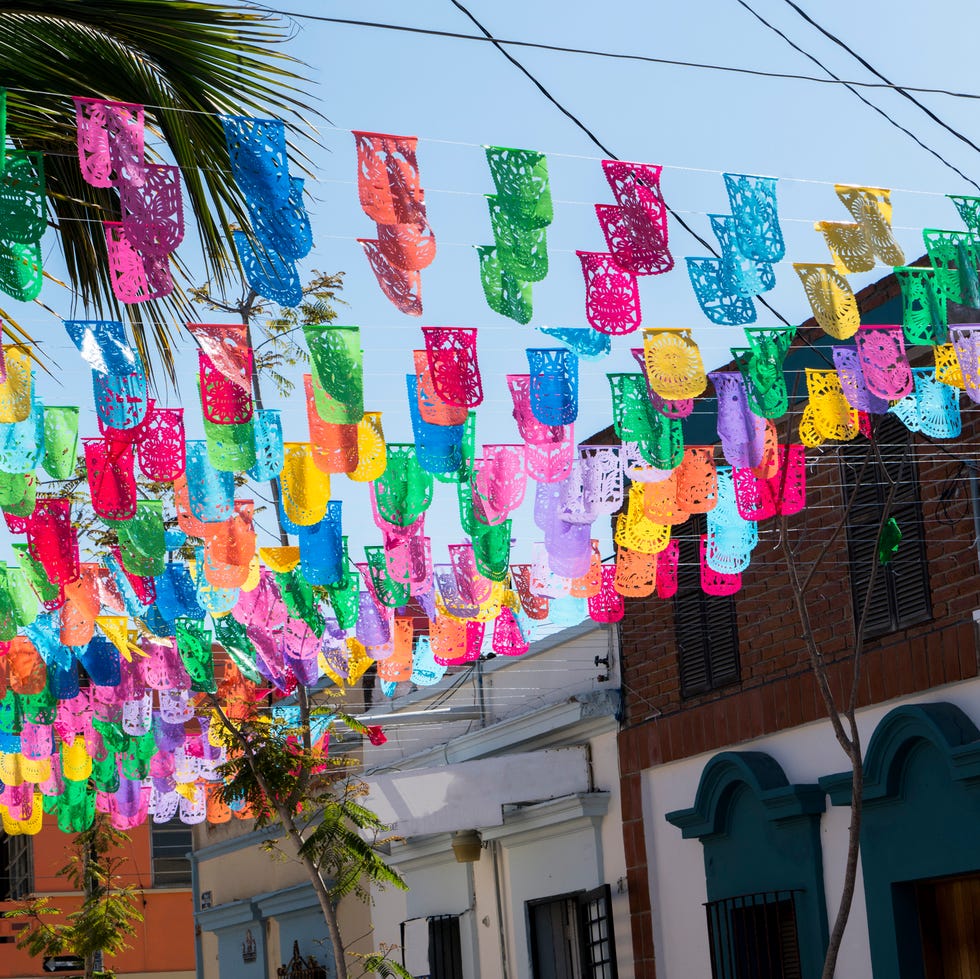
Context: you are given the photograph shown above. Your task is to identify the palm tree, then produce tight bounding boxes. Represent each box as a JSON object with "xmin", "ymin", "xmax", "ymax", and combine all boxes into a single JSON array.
[{"xmin": 0, "ymin": 0, "xmax": 315, "ymax": 382}]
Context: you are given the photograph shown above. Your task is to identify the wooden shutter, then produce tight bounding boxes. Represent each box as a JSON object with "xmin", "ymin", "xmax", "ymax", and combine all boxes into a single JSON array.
[
  {"xmin": 841, "ymin": 418, "xmax": 931, "ymax": 640},
  {"xmin": 675, "ymin": 515, "xmax": 740, "ymax": 697}
]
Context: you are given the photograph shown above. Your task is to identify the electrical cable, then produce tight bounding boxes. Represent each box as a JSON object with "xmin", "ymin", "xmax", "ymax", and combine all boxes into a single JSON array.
[
  {"xmin": 732, "ymin": 0, "xmax": 980, "ymax": 192},
  {"xmin": 240, "ymin": 4, "xmax": 980, "ymax": 103},
  {"xmin": 780, "ymin": 0, "xmax": 980, "ymax": 162},
  {"xmin": 445, "ymin": 0, "xmax": 798, "ymax": 340}
]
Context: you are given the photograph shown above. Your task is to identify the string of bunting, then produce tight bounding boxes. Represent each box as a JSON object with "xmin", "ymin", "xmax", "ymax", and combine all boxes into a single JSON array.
[{"xmin": 0, "ymin": 91, "xmax": 977, "ymax": 835}]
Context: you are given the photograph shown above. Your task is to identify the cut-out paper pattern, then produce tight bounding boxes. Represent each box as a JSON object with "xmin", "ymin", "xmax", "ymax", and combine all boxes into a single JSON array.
[
  {"xmin": 723, "ymin": 173, "xmax": 784, "ymax": 263},
  {"xmin": 73, "ymin": 99, "xmax": 145, "ymax": 189},
  {"xmin": 686, "ymin": 257, "xmax": 757, "ymax": 326},
  {"xmin": 578, "ymin": 251, "xmax": 642, "ymax": 335},
  {"xmin": 853, "ymin": 325, "xmax": 913, "ymax": 400},
  {"xmin": 477, "ymin": 246, "xmax": 532, "ymax": 325},
  {"xmin": 597, "ymin": 160, "xmax": 672, "ymax": 276},
  {"xmin": 895, "ymin": 266, "xmax": 946, "ymax": 346},
  {"xmin": 794, "ymin": 263, "xmax": 860, "ymax": 339},
  {"xmin": 422, "ymin": 327, "xmax": 483, "ymax": 408},
  {"xmin": 924, "ymin": 229, "xmax": 980, "ymax": 307},
  {"xmin": 642, "ymin": 328, "xmax": 707, "ymax": 400},
  {"xmin": 233, "ymin": 231, "xmax": 302, "ymax": 308},
  {"xmin": 526, "ymin": 348, "xmax": 578, "ymax": 426},
  {"xmin": 119, "ymin": 164, "xmax": 183, "ymax": 257}
]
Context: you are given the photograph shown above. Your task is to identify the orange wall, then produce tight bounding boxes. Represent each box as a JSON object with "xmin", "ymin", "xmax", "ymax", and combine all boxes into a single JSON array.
[{"xmin": 0, "ymin": 815, "xmax": 195, "ymax": 978}]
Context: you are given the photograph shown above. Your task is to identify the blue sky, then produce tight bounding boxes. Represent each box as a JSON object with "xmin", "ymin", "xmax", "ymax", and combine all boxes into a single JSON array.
[{"xmin": 13, "ymin": 0, "xmax": 980, "ymax": 566}]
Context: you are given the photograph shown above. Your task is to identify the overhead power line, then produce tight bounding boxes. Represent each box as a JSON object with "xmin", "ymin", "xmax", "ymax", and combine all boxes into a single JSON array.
[
  {"xmin": 443, "ymin": 0, "xmax": 798, "ymax": 333},
  {"xmin": 732, "ymin": 0, "xmax": 980, "ymax": 191},
  {"xmin": 781, "ymin": 0, "xmax": 980, "ymax": 161},
  {"xmin": 253, "ymin": 5, "xmax": 980, "ymax": 103}
]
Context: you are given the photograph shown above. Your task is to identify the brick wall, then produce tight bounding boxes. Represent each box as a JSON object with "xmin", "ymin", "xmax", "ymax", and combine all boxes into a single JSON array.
[{"xmin": 612, "ymin": 263, "xmax": 980, "ymax": 979}]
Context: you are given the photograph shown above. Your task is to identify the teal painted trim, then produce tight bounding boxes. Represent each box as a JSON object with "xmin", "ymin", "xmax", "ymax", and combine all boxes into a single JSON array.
[
  {"xmin": 196, "ymin": 897, "xmax": 258, "ymax": 932},
  {"xmin": 665, "ymin": 751, "xmax": 829, "ymax": 979},
  {"xmin": 820, "ymin": 702, "xmax": 980, "ymax": 807},
  {"xmin": 254, "ymin": 882, "xmax": 322, "ymax": 918},
  {"xmin": 665, "ymin": 750, "xmax": 826, "ymax": 839},
  {"xmin": 829, "ymin": 702, "xmax": 980, "ymax": 978},
  {"xmin": 193, "ymin": 824, "xmax": 283, "ymax": 862}
]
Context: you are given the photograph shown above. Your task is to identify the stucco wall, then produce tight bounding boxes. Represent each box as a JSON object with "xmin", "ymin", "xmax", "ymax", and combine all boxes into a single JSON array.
[{"xmin": 644, "ymin": 675, "xmax": 980, "ymax": 978}]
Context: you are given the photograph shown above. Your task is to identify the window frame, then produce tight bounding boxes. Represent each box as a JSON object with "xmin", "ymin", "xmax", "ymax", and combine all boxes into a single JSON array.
[
  {"xmin": 527, "ymin": 886, "xmax": 619, "ymax": 979},
  {"xmin": 149, "ymin": 818, "xmax": 192, "ymax": 888},
  {"xmin": 674, "ymin": 513, "xmax": 741, "ymax": 699},
  {"xmin": 840, "ymin": 417, "xmax": 932, "ymax": 641},
  {"xmin": 0, "ymin": 830, "xmax": 33, "ymax": 900}
]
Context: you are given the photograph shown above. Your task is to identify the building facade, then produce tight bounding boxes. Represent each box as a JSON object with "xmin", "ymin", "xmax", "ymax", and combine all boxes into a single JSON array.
[
  {"xmin": 364, "ymin": 620, "xmax": 631, "ymax": 979},
  {"xmin": 614, "ymin": 270, "xmax": 980, "ymax": 977},
  {"xmin": 0, "ymin": 816, "xmax": 195, "ymax": 979}
]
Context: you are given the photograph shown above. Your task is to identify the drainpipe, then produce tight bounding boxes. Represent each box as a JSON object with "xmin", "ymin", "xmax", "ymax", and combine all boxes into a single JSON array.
[
  {"xmin": 476, "ymin": 659, "xmax": 487, "ymax": 728},
  {"xmin": 970, "ymin": 463, "xmax": 980, "ymax": 567},
  {"xmin": 490, "ymin": 841, "xmax": 511, "ymax": 979},
  {"xmin": 189, "ymin": 849, "xmax": 204, "ymax": 979}
]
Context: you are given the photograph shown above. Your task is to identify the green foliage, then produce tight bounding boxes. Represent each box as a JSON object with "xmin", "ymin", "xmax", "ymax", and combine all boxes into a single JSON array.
[
  {"xmin": 8, "ymin": 814, "xmax": 143, "ymax": 974},
  {"xmin": 0, "ymin": 0, "xmax": 317, "ymax": 380},
  {"xmin": 190, "ymin": 269, "xmax": 346, "ymax": 398},
  {"xmin": 353, "ymin": 950, "xmax": 415, "ymax": 979},
  {"xmin": 213, "ymin": 699, "xmax": 406, "ymax": 910}
]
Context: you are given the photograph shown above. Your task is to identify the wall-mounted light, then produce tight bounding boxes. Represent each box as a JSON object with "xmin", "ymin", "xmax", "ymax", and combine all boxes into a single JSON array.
[
  {"xmin": 451, "ymin": 830, "xmax": 483, "ymax": 863},
  {"xmin": 242, "ymin": 929, "xmax": 257, "ymax": 963}
]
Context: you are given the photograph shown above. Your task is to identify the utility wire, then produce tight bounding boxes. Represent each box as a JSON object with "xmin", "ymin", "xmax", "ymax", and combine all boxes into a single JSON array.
[
  {"xmin": 248, "ymin": 5, "xmax": 980, "ymax": 103},
  {"xmin": 733, "ymin": 0, "xmax": 980, "ymax": 192},
  {"xmin": 781, "ymin": 0, "xmax": 980, "ymax": 161},
  {"xmin": 446, "ymin": 0, "xmax": 797, "ymax": 333}
]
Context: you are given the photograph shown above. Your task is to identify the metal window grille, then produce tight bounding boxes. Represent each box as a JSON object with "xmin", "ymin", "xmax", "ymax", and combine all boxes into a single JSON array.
[
  {"xmin": 704, "ymin": 890, "xmax": 803, "ymax": 979},
  {"xmin": 277, "ymin": 940, "xmax": 327, "ymax": 979},
  {"xmin": 428, "ymin": 914, "xmax": 464, "ymax": 979},
  {"xmin": 0, "ymin": 831, "xmax": 33, "ymax": 900},
  {"xmin": 149, "ymin": 818, "xmax": 192, "ymax": 887}
]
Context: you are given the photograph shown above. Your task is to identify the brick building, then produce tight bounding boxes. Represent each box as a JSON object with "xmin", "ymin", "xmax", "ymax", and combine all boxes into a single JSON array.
[{"xmin": 612, "ymin": 269, "xmax": 980, "ymax": 977}]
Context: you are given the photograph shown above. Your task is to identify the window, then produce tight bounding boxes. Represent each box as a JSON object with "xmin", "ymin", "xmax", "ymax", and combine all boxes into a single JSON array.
[
  {"xmin": 841, "ymin": 416, "xmax": 931, "ymax": 640},
  {"xmin": 427, "ymin": 915, "xmax": 463, "ymax": 979},
  {"xmin": 705, "ymin": 890, "xmax": 803, "ymax": 979},
  {"xmin": 0, "ymin": 830, "xmax": 33, "ymax": 899},
  {"xmin": 399, "ymin": 915, "xmax": 463, "ymax": 979},
  {"xmin": 675, "ymin": 514, "xmax": 740, "ymax": 697},
  {"xmin": 914, "ymin": 872, "xmax": 980, "ymax": 977},
  {"xmin": 528, "ymin": 886, "xmax": 619, "ymax": 979},
  {"xmin": 150, "ymin": 819, "xmax": 192, "ymax": 887}
]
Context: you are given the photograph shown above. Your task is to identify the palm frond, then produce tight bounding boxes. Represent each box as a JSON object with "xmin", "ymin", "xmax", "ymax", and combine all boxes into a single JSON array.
[{"xmin": 0, "ymin": 1, "xmax": 318, "ymax": 381}]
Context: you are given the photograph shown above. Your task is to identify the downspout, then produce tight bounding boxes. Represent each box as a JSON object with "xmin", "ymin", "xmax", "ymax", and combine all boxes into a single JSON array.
[
  {"xmin": 970, "ymin": 463, "xmax": 980, "ymax": 568},
  {"xmin": 490, "ymin": 841, "xmax": 511, "ymax": 979},
  {"xmin": 189, "ymin": 849, "xmax": 204, "ymax": 979},
  {"xmin": 476, "ymin": 658, "xmax": 487, "ymax": 728}
]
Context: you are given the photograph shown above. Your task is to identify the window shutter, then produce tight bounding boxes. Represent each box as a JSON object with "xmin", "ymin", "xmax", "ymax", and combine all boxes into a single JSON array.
[
  {"xmin": 840, "ymin": 417, "xmax": 931, "ymax": 641},
  {"xmin": 704, "ymin": 598, "xmax": 740, "ymax": 687},
  {"xmin": 675, "ymin": 516, "xmax": 740, "ymax": 697},
  {"xmin": 888, "ymin": 504, "xmax": 931, "ymax": 629}
]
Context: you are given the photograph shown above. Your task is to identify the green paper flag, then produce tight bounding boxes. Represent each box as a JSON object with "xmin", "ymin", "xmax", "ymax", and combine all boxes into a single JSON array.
[{"xmin": 878, "ymin": 517, "xmax": 902, "ymax": 565}]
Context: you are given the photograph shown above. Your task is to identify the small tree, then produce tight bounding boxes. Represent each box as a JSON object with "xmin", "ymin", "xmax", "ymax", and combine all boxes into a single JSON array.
[
  {"xmin": 776, "ymin": 419, "xmax": 908, "ymax": 978},
  {"xmin": 210, "ymin": 697, "xmax": 411, "ymax": 979},
  {"xmin": 9, "ymin": 812, "xmax": 144, "ymax": 979}
]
